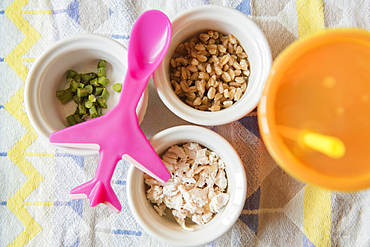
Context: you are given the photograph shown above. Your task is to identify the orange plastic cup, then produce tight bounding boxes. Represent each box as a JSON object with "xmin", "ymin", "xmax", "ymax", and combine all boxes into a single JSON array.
[{"xmin": 258, "ymin": 28, "xmax": 370, "ymax": 191}]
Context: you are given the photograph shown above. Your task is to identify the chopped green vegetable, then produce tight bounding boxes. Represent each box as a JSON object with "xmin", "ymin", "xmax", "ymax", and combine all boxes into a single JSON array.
[
  {"xmin": 73, "ymin": 73, "xmax": 81, "ymax": 83},
  {"xmin": 56, "ymin": 88, "xmax": 73, "ymax": 104},
  {"xmin": 85, "ymin": 85, "xmax": 93, "ymax": 94},
  {"xmin": 66, "ymin": 114, "xmax": 76, "ymax": 126},
  {"xmin": 97, "ymin": 97, "xmax": 107, "ymax": 109},
  {"xmin": 96, "ymin": 105, "xmax": 102, "ymax": 116},
  {"xmin": 78, "ymin": 103, "xmax": 87, "ymax": 115},
  {"xmin": 66, "ymin": 70, "xmax": 77, "ymax": 79},
  {"xmin": 101, "ymin": 88, "xmax": 110, "ymax": 100},
  {"xmin": 113, "ymin": 83, "xmax": 122, "ymax": 93},
  {"xmin": 97, "ymin": 76, "xmax": 109, "ymax": 87},
  {"xmin": 77, "ymin": 88, "xmax": 89, "ymax": 98},
  {"xmin": 85, "ymin": 100, "xmax": 93, "ymax": 109},
  {"xmin": 89, "ymin": 105, "xmax": 98, "ymax": 118},
  {"xmin": 57, "ymin": 60, "xmax": 115, "ymax": 126},
  {"xmin": 73, "ymin": 95, "xmax": 81, "ymax": 104},
  {"xmin": 74, "ymin": 106, "xmax": 79, "ymax": 114},
  {"xmin": 93, "ymin": 87, "xmax": 104, "ymax": 96},
  {"xmin": 69, "ymin": 78, "xmax": 79, "ymax": 92},
  {"xmin": 89, "ymin": 94, "xmax": 96, "ymax": 102},
  {"xmin": 97, "ymin": 60, "xmax": 106, "ymax": 68},
  {"xmin": 90, "ymin": 78, "xmax": 99, "ymax": 87},
  {"xmin": 73, "ymin": 113, "xmax": 84, "ymax": 123},
  {"xmin": 81, "ymin": 72, "xmax": 97, "ymax": 84},
  {"xmin": 98, "ymin": 67, "xmax": 106, "ymax": 77}
]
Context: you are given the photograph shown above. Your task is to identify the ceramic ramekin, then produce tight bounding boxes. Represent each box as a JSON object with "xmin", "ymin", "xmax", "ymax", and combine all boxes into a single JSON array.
[
  {"xmin": 25, "ymin": 34, "xmax": 148, "ymax": 156},
  {"xmin": 153, "ymin": 5, "xmax": 271, "ymax": 125},
  {"xmin": 127, "ymin": 125, "xmax": 247, "ymax": 246}
]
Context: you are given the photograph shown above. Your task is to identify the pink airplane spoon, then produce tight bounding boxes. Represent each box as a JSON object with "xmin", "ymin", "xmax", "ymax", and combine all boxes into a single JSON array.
[{"xmin": 49, "ymin": 10, "xmax": 172, "ymax": 213}]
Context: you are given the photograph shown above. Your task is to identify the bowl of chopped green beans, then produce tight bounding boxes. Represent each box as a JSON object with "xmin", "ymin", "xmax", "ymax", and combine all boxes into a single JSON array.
[{"xmin": 25, "ymin": 34, "xmax": 148, "ymax": 156}]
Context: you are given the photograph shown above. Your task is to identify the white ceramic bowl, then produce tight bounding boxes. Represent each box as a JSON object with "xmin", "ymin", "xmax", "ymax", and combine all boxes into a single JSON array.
[
  {"xmin": 25, "ymin": 34, "xmax": 148, "ymax": 156},
  {"xmin": 127, "ymin": 125, "xmax": 247, "ymax": 246},
  {"xmin": 153, "ymin": 5, "xmax": 272, "ymax": 126}
]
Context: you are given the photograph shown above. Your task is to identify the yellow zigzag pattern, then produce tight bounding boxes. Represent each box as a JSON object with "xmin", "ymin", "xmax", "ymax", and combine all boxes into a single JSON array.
[
  {"xmin": 296, "ymin": 1, "xmax": 332, "ymax": 246},
  {"xmin": 4, "ymin": 0, "xmax": 45, "ymax": 246},
  {"xmin": 297, "ymin": 0, "xmax": 325, "ymax": 37}
]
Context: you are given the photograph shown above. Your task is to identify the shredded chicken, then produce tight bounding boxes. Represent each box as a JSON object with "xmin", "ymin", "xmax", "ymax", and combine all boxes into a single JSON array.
[{"xmin": 145, "ymin": 142, "xmax": 229, "ymax": 231}]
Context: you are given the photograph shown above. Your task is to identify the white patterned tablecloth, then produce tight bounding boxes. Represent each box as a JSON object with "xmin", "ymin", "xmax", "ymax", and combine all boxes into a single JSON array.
[{"xmin": 1, "ymin": 0, "xmax": 370, "ymax": 246}]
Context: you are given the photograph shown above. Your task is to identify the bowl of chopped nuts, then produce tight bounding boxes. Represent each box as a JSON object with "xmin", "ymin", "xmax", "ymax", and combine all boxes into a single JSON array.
[
  {"xmin": 127, "ymin": 125, "xmax": 247, "ymax": 246},
  {"xmin": 25, "ymin": 34, "xmax": 148, "ymax": 156},
  {"xmin": 153, "ymin": 5, "xmax": 271, "ymax": 125}
]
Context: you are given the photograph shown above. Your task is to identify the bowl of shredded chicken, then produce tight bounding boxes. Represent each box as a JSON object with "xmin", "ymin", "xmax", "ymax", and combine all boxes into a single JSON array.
[
  {"xmin": 145, "ymin": 141, "xmax": 229, "ymax": 231},
  {"xmin": 127, "ymin": 125, "xmax": 247, "ymax": 247}
]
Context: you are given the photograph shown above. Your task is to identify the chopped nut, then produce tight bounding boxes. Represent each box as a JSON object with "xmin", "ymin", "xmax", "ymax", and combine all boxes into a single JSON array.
[
  {"xmin": 197, "ymin": 54, "xmax": 208, "ymax": 63},
  {"xmin": 236, "ymin": 45, "xmax": 243, "ymax": 54},
  {"xmin": 228, "ymin": 42, "xmax": 234, "ymax": 53},
  {"xmin": 200, "ymin": 96, "xmax": 208, "ymax": 105},
  {"xmin": 195, "ymin": 43, "xmax": 205, "ymax": 51},
  {"xmin": 223, "ymin": 100, "xmax": 233, "ymax": 107},
  {"xmin": 221, "ymin": 71, "xmax": 231, "ymax": 82},
  {"xmin": 180, "ymin": 80, "xmax": 189, "ymax": 92},
  {"xmin": 234, "ymin": 88, "xmax": 243, "ymax": 101},
  {"xmin": 229, "ymin": 88, "xmax": 236, "ymax": 99},
  {"xmin": 196, "ymin": 79, "xmax": 206, "ymax": 95},
  {"xmin": 220, "ymin": 54, "xmax": 230, "ymax": 67},
  {"xmin": 208, "ymin": 49, "xmax": 217, "ymax": 55},
  {"xmin": 176, "ymin": 43, "xmax": 185, "ymax": 53},
  {"xmin": 199, "ymin": 33, "xmax": 210, "ymax": 42},
  {"xmin": 237, "ymin": 52, "xmax": 248, "ymax": 58},
  {"xmin": 170, "ymin": 30, "xmax": 250, "ymax": 111},
  {"xmin": 174, "ymin": 70, "xmax": 181, "ymax": 78},
  {"xmin": 206, "ymin": 64, "xmax": 212, "ymax": 74},
  {"xmin": 191, "ymin": 58, "xmax": 199, "ymax": 66},
  {"xmin": 190, "ymin": 72, "xmax": 198, "ymax": 80},
  {"xmin": 234, "ymin": 69, "xmax": 242, "ymax": 76},
  {"xmin": 186, "ymin": 98, "xmax": 194, "ymax": 106},
  {"xmin": 187, "ymin": 86, "xmax": 198, "ymax": 93},
  {"xmin": 218, "ymin": 44, "xmax": 227, "ymax": 53},
  {"xmin": 207, "ymin": 87, "xmax": 216, "ymax": 100},
  {"xmin": 228, "ymin": 34, "xmax": 237, "ymax": 44},
  {"xmin": 185, "ymin": 92, "xmax": 196, "ymax": 100},
  {"xmin": 187, "ymin": 65, "xmax": 198, "ymax": 73},
  {"xmin": 228, "ymin": 69, "xmax": 235, "ymax": 80},
  {"xmin": 240, "ymin": 59, "xmax": 248, "ymax": 70},
  {"xmin": 199, "ymin": 72, "xmax": 210, "ymax": 80},
  {"xmin": 197, "ymin": 105, "xmax": 208, "ymax": 111},
  {"xmin": 241, "ymin": 82, "xmax": 247, "ymax": 92},
  {"xmin": 212, "ymin": 55, "xmax": 219, "ymax": 64},
  {"xmin": 214, "ymin": 64, "xmax": 222, "ymax": 75},
  {"xmin": 213, "ymin": 31, "xmax": 219, "ymax": 39},
  {"xmin": 181, "ymin": 67, "xmax": 187, "ymax": 80},
  {"xmin": 197, "ymin": 63, "xmax": 206, "ymax": 72},
  {"xmin": 229, "ymin": 82, "xmax": 241, "ymax": 88},
  {"xmin": 209, "ymin": 104, "xmax": 221, "ymax": 112},
  {"xmin": 235, "ymin": 76, "xmax": 244, "ymax": 84},
  {"xmin": 214, "ymin": 92, "xmax": 223, "ymax": 101},
  {"xmin": 193, "ymin": 97, "xmax": 202, "ymax": 106},
  {"xmin": 190, "ymin": 49, "xmax": 197, "ymax": 58}
]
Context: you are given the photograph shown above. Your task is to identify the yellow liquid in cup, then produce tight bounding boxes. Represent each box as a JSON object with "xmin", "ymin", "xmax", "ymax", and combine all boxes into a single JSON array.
[{"xmin": 275, "ymin": 32, "xmax": 370, "ymax": 179}]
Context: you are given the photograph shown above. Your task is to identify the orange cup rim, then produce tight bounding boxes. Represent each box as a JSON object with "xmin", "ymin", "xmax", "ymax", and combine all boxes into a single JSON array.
[{"xmin": 258, "ymin": 28, "xmax": 370, "ymax": 191}]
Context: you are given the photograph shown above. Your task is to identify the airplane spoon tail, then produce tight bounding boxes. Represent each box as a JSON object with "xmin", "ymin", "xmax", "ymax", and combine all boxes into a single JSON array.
[{"xmin": 70, "ymin": 179, "xmax": 121, "ymax": 213}]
